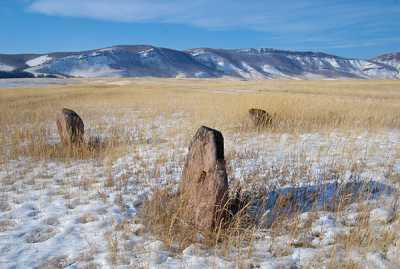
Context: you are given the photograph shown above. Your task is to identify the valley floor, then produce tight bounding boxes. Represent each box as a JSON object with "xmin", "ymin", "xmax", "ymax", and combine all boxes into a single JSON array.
[{"xmin": 0, "ymin": 78, "xmax": 400, "ymax": 268}]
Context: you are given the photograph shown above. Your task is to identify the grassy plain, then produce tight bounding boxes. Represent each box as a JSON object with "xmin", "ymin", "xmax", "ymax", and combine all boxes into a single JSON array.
[
  {"xmin": 1, "ymin": 79, "xmax": 400, "ymax": 159},
  {"xmin": 1, "ymin": 78, "xmax": 400, "ymax": 268}
]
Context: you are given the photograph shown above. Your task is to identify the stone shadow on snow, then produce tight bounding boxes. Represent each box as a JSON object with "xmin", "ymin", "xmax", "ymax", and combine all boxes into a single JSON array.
[{"xmin": 239, "ymin": 180, "xmax": 397, "ymax": 227}]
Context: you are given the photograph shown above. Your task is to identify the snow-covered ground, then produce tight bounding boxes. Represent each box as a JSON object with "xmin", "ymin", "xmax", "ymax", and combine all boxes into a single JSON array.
[
  {"xmin": 0, "ymin": 78, "xmax": 80, "ymax": 89},
  {"xmin": 1, "ymin": 112, "xmax": 399, "ymax": 268}
]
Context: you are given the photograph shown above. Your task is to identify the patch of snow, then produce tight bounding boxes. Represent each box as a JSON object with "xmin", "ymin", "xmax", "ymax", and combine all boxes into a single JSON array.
[
  {"xmin": 0, "ymin": 63, "xmax": 15, "ymax": 72},
  {"xmin": 139, "ymin": 48, "xmax": 155, "ymax": 57},
  {"xmin": 311, "ymin": 214, "xmax": 337, "ymax": 235},
  {"xmin": 369, "ymin": 208, "xmax": 394, "ymax": 224},
  {"xmin": 175, "ymin": 72, "xmax": 187, "ymax": 78},
  {"xmin": 0, "ymin": 78, "xmax": 78, "ymax": 89},
  {"xmin": 325, "ymin": 57, "xmax": 340, "ymax": 68},
  {"xmin": 258, "ymin": 256, "xmax": 297, "ymax": 269},
  {"xmin": 182, "ymin": 244, "xmax": 207, "ymax": 257},
  {"xmin": 194, "ymin": 71, "xmax": 209, "ymax": 78},
  {"xmin": 30, "ymin": 54, "xmax": 125, "ymax": 78},
  {"xmin": 366, "ymin": 252, "xmax": 394, "ymax": 269},
  {"xmin": 26, "ymin": 55, "xmax": 52, "ymax": 67},
  {"xmin": 240, "ymin": 62, "xmax": 266, "ymax": 79},
  {"xmin": 341, "ymin": 211, "xmax": 359, "ymax": 226},
  {"xmin": 261, "ymin": 64, "xmax": 286, "ymax": 77},
  {"xmin": 189, "ymin": 49, "xmax": 206, "ymax": 57},
  {"xmin": 98, "ymin": 47, "xmax": 116, "ymax": 53},
  {"xmin": 292, "ymin": 248, "xmax": 324, "ymax": 267},
  {"xmin": 387, "ymin": 242, "xmax": 400, "ymax": 265},
  {"xmin": 70, "ymin": 66, "xmax": 123, "ymax": 78}
]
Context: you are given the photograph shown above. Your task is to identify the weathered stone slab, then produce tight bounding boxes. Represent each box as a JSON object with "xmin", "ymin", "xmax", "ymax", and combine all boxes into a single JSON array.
[
  {"xmin": 180, "ymin": 126, "xmax": 229, "ymax": 231},
  {"xmin": 56, "ymin": 108, "xmax": 84, "ymax": 146}
]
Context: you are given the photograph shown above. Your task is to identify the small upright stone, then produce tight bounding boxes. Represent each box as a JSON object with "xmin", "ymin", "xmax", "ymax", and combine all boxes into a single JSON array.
[
  {"xmin": 56, "ymin": 108, "xmax": 84, "ymax": 146},
  {"xmin": 180, "ymin": 126, "xmax": 229, "ymax": 231},
  {"xmin": 248, "ymin": 108, "xmax": 272, "ymax": 128}
]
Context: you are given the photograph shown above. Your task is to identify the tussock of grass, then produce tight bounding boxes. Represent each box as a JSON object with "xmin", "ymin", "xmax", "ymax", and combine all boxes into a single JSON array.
[
  {"xmin": 8, "ymin": 132, "xmax": 126, "ymax": 161},
  {"xmin": 141, "ymin": 174, "xmax": 398, "ymax": 256},
  {"xmin": 140, "ymin": 186, "xmax": 257, "ymax": 252}
]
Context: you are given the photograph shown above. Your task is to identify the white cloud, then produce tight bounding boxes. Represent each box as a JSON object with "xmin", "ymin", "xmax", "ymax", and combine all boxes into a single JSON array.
[
  {"xmin": 28, "ymin": 0, "xmax": 397, "ymax": 31},
  {"xmin": 29, "ymin": 0, "xmax": 188, "ymax": 22}
]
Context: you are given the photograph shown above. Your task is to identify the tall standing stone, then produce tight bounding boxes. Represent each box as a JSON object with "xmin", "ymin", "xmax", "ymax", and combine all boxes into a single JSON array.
[
  {"xmin": 180, "ymin": 126, "xmax": 229, "ymax": 231},
  {"xmin": 56, "ymin": 108, "xmax": 84, "ymax": 146}
]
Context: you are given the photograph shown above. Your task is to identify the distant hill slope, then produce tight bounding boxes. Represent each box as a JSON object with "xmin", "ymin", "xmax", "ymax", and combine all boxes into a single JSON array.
[
  {"xmin": 372, "ymin": 53, "xmax": 400, "ymax": 73},
  {"xmin": 187, "ymin": 48, "xmax": 399, "ymax": 79},
  {"xmin": 0, "ymin": 45, "xmax": 398, "ymax": 79}
]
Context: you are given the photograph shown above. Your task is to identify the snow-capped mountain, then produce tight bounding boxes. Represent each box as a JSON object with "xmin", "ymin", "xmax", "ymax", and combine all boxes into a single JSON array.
[
  {"xmin": 24, "ymin": 45, "xmax": 217, "ymax": 78},
  {"xmin": 0, "ymin": 45, "xmax": 398, "ymax": 79},
  {"xmin": 188, "ymin": 48, "xmax": 399, "ymax": 80}
]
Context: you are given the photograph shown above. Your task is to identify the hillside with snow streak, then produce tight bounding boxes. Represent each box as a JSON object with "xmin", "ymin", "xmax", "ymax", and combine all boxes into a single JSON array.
[
  {"xmin": 0, "ymin": 45, "xmax": 398, "ymax": 79},
  {"xmin": 373, "ymin": 52, "xmax": 400, "ymax": 73}
]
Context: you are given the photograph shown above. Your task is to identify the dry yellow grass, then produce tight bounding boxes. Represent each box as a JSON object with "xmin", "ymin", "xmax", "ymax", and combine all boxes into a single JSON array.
[
  {"xmin": 1, "ymin": 78, "xmax": 400, "ymax": 162},
  {"xmin": 1, "ymin": 78, "xmax": 400, "ymax": 129}
]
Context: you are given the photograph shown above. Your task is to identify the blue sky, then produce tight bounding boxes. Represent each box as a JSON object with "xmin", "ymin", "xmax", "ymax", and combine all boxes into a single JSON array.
[{"xmin": 1, "ymin": 0, "xmax": 400, "ymax": 58}]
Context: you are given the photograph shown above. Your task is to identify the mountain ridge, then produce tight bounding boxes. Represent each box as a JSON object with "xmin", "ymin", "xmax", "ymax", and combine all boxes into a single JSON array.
[{"xmin": 0, "ymin": 45, "xmax": 398, "ymax": 80}]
